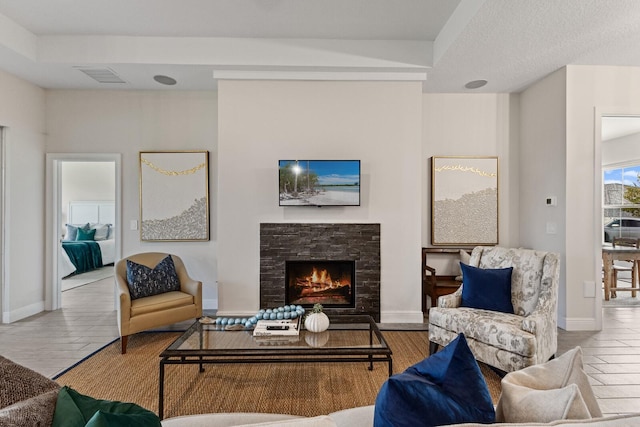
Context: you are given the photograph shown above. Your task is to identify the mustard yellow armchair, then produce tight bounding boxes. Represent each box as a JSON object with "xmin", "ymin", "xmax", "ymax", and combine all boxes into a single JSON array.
[{"xmin": 115, "ymin": 252, "xmax": 202, "ymax": 354}]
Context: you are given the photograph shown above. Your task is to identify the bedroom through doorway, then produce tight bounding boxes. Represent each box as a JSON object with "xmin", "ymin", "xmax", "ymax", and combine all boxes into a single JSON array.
[
  {"xmin": 59, "ymin": 161, "xmax": 116, "ymax": 306},
  {"xmin": 46, "ymin": 153, "xmax": 122, "ymax": 312}
]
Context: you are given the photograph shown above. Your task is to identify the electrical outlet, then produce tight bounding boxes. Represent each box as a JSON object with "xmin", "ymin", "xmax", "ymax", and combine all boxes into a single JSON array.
[{"xmin": 584, "ymin": 281, "xmax": 595, "ymax": 298}]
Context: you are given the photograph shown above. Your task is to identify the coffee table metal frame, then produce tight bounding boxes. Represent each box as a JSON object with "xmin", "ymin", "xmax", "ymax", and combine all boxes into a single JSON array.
[{"xmin": 158, "ymin": 314, "xmax": 392, "ymax": 419}]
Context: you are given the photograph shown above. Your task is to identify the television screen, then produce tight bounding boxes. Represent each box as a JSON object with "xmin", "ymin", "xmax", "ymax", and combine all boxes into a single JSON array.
[{"xmin": 279, "ymin": 160, "xmax": 361, "ymax": 206}]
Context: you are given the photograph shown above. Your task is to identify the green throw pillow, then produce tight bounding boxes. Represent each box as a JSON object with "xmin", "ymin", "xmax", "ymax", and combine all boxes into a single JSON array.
[
  {"xmin": 76, "ymin": 228, "xmax": 96, "ymax": 241},
  {"xmin": 52, "ymin": 386, "xmax": 160, "ymax": 427}
]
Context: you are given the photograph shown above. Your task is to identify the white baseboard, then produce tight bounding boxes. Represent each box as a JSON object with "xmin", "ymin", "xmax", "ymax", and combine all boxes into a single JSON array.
[
  {"xmin": 380, "ymin": 310, "xmax": 424, "ymax": 324},
  {"xmin": 562, "ymin": 316, "xmax": 598, "ymax": 331},
  {"xmin": 3, "ymin": 301, "xmax": 44, "ymax": 323}
]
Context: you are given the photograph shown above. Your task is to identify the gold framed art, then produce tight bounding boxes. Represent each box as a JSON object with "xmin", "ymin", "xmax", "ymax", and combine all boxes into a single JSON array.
[
  {"xmin": 431, "ymin": 156, "xmax": 498, "ymax": 246},
  {"xmin": 139, "ymin": 151, "xmax": 209, "ymax": 241}
]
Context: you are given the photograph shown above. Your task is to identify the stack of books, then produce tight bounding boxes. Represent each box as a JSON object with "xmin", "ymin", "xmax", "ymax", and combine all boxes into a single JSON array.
[{"xmin": 252, "ymin": 316, "xmax": 301, "ymax": 337}]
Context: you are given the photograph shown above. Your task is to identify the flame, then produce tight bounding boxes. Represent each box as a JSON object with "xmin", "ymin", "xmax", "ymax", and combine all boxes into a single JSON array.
[{"xmin": 308, "ymin": 267, "xmax": 332, "ymax": 286}]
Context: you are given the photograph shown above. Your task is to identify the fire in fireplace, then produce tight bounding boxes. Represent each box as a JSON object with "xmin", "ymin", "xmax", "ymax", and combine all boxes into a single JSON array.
[{"xmin": 285, "ymin": 260, "xmax": 355, "ymax": 308}]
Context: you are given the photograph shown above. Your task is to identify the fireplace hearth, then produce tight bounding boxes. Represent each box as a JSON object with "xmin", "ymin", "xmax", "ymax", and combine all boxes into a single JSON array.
[
  {"xmin": 260, "ymin": 223, "xmax": 380, "ymax": 320},
  {"xmin": 286, "ymin": 260, "xmax": 355, "ymax": 308}
]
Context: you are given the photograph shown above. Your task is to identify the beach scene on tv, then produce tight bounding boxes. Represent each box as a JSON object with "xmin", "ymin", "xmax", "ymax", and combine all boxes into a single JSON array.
[{"xmin": 279, "ymin": 160, "xmax": 360, "ymax": 206}]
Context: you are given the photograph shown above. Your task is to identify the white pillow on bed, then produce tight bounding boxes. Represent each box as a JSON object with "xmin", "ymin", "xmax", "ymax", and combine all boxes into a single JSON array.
[{"xmin": 90, "ymin": 223, "xmax": 111, "ymax": 241}]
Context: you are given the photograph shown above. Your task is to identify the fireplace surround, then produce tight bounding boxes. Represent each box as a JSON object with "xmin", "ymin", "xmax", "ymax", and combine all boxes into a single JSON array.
[{"xmin": 260, "ymin": 223, "xmax": 380, "ymax": 321}]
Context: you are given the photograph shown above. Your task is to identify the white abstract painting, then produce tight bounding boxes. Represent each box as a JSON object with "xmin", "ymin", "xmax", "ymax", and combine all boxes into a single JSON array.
[
  {"xmin": 431, "ymin": 156, "xmax": 498, "ymax": 246},
  {"xmin": 140, "ymin": 151, "xmax": 209, "ymax": 241}
]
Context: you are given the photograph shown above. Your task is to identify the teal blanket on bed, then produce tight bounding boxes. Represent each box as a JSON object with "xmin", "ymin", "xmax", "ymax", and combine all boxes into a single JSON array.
[{"xmin": 62, "ymin": 241, "xmax": 103, "ymax": 275}]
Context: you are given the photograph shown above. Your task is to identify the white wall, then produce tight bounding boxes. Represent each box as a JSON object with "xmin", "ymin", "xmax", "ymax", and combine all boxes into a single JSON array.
[
  {"xmin": 217, "ymin": 80, "xmax": 423, "ymax": 322},
  {"xmin": 519, "ymin": 68, "xmax": 568, "ymax": 326},
  {"xmin": 45, "ymin": 90, "xmax": 219, "ymax": 307},
  {"xmin": 61, "ymin": 161, "xmax": 115, "ymax": 232},
  {"xmin": 0, "ymin": 69, "xmax": 46, "ymax": 322},
  {"xmin": 422, "ymin": 93, "xmax": 520, "ymax": 274}
]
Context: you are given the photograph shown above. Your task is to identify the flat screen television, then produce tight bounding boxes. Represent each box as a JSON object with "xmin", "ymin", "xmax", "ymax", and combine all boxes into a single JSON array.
[{"xmin": 279, "ymin": 160, "xmax": 361, "ymax": 207}]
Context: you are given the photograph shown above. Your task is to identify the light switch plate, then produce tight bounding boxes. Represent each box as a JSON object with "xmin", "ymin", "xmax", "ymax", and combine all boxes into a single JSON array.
[{"xmin": 130, "ymin": 220, "xmax": 138, "ymax": 230}]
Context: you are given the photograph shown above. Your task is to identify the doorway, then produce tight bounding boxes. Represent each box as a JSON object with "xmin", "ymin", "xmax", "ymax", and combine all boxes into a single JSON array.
[
  {"xmin": 46, "ymin": 154, "xmax": 122, "ymax": 311},
  {"xmin": 600, "ymin": 116, "xmax": 640, "ymax": 307}
]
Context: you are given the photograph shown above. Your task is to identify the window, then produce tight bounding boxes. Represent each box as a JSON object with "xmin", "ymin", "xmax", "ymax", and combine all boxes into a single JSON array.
[{"xmin": 603, "ymin": 164, "xmax": 640, "ymax": 242}]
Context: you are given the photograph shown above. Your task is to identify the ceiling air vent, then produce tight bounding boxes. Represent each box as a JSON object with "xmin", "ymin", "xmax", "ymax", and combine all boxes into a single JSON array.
[{"xmin": 74, "ymin": 67, "xmax": 127, "ymax": 84}]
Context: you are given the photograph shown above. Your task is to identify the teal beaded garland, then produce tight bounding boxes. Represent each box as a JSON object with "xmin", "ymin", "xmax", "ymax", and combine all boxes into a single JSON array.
[{"xmin": 212, "ymin": 305, "xmax": 305, "ymax": 330}]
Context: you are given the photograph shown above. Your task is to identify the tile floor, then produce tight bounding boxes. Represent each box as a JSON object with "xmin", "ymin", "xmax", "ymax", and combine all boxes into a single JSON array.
[{"xmin": 1, "ymin": 276, "xmax": 640, "ymax": 416}]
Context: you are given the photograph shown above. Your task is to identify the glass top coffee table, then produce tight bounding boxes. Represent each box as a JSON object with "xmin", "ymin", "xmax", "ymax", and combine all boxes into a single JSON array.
[{"xmin": 158, "ymin": 314, "xmax": 392, "ymax": 419}]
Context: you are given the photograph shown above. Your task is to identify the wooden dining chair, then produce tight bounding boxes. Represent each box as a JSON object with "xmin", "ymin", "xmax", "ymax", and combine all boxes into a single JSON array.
[{"xmin": 610, "ymin": 237, "xmax": 640, "ymax": 298}]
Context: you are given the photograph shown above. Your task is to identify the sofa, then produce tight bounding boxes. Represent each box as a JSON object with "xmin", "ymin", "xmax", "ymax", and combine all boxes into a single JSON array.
[
  {"xmin": 429, "ymin": 246, "xmax": 560, "ymax": 373},
  {"xmin": 160, "ymin": 407, "xmax": 640, "ymax": 427}
]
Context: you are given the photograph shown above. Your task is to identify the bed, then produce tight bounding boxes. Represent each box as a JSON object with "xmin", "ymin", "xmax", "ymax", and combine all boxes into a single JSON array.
[{"xmin": 59, "ymin": 201, "xmax": 116, "ymax": 278}]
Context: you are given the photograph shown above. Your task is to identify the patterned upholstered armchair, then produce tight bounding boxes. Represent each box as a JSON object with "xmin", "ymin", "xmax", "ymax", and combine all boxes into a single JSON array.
[{"xmin": 428, "ymin": 246, "xmax": 560, "ymax": 373}]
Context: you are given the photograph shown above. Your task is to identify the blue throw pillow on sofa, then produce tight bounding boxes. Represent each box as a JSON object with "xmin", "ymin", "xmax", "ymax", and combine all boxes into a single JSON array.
[
  {"xmin": 460, "ymin": 262, "xmax": 514, "ymax": 314},
  {"xmin": 126, "ymin": 255, "xmax": 180, "ymax": 300},
  {"xmin": 374, "ymin": 334, "xmax": 495, "ymax": 427}
]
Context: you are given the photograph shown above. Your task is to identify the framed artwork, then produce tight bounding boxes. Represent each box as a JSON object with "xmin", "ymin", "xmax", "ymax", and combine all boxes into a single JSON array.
[
  {"xmin": 431, "ymin": 156, "xmax": 498, "ymax": 246},
  {"xmin": 139, "ymin": 151, "xmax": 209, "ymax": 241}
]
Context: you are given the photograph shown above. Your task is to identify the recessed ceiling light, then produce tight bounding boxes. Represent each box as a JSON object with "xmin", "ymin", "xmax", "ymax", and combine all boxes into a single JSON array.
[
  {"xmin": 153, "ymin": 75, "xmax": 177, "ymax": 86},
  {"xmin": 465, "ymin": 79, "xmax": 488, "ymax": 89}
]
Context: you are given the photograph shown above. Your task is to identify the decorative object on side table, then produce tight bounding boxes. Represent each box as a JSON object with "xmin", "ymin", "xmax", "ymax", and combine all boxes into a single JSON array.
[{"xmin": 304, "ymin": 303, "xmax": 330, "ymax": 333}]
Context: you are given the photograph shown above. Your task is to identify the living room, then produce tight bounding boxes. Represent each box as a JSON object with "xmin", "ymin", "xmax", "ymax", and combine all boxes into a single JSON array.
[
  {"xmin": 3, "ymin": 1, "xmax": 640, "ymax": 425},
  {"xmin": 1, "ymin": 0, "xmax": 640, "ymax": 331}
]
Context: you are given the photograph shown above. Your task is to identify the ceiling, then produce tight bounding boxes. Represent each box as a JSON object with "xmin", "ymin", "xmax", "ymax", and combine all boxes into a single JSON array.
[{"xmin": 1, "ymin": 0, "xmax": 640, "ymax": 92}]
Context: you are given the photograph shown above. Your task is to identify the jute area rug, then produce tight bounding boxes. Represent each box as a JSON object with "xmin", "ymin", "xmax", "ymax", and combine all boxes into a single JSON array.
[{"xmin": 55, "ymin": 331, "xmax": 502, "ymax": 419}]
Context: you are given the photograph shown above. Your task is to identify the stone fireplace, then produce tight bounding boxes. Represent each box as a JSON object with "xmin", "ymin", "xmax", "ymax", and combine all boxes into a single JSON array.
[{"xmin": 260, "ymin": 223, "xmax": 380, "ymax": 321}]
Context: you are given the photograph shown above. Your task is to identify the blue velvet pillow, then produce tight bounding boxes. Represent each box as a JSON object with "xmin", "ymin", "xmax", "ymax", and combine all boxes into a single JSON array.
[
  {"xmin": 460, "ymin": 262, "xmax": 514, "ymax": 314},
  {"xmin": 76, "ymin": 228, "xmax": 96, "ymax": 241},
  {"xmin": 126, "ymin": 255, "xmax": 180, "ymax": 300},
  {"xmin": 374, "ymin": 334, "xmax": 495, "ymax": 427}
]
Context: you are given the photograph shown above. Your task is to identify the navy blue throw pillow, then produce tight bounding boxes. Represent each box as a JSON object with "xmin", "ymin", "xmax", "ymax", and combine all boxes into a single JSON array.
[
  {"xmin": 460, "ymin": 263, "xmax": 514, "ymax": 314},
  {"xmin": 126, "ymin": 256, "xmax": 180, "ymax": 300},
  {"xmin": 374, "ymin": 334, "xmax": 495, "ymax": 427}
]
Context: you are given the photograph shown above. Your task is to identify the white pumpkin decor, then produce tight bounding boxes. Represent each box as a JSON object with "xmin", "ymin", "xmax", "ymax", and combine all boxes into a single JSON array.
[{"xmin": 304, "ymin": 303, "xmax": 330, "ymax": 333}]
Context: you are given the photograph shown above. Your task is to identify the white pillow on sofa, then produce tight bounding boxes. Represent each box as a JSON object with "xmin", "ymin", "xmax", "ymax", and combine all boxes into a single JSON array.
[
  {"xmin": 455, "ymin": 249, "xmax": 472, "ymax": 281},
  {"xmin": 496, "ymin": 347, "xmax": 602, "ymax": 423}
]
